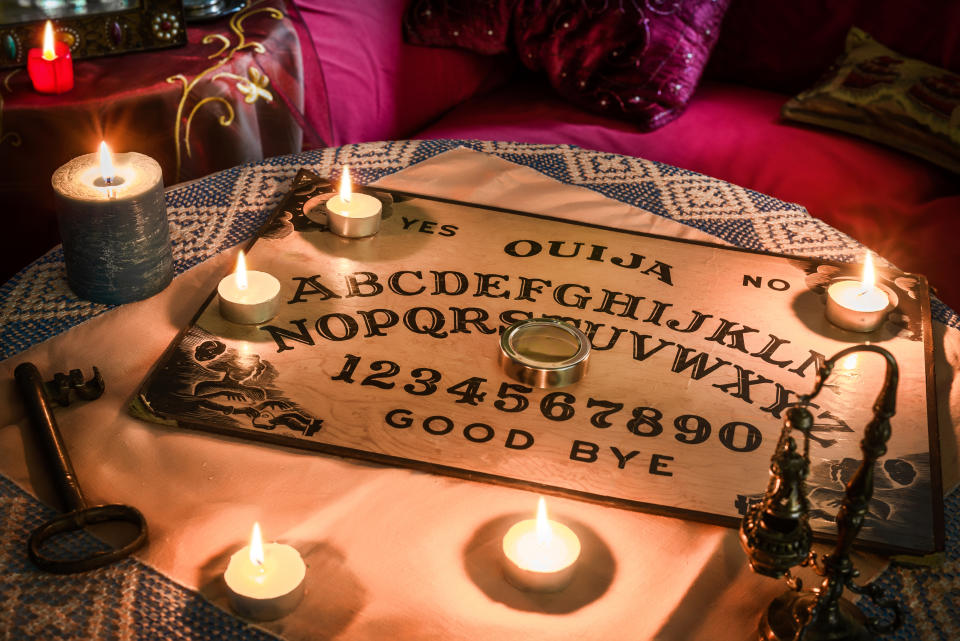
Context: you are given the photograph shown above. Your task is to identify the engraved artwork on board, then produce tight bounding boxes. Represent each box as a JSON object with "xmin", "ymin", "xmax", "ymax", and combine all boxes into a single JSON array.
[
  {"xmin": 735, "ymin": 452, "xmax": 931, "ymax": 549},
  {"xmin": 144, "ymin": 326, "xmax": 322, "ymax": 437},
  {"xmin": 733, "ymin": 345, "xmax": 932, "ymax": 549}
]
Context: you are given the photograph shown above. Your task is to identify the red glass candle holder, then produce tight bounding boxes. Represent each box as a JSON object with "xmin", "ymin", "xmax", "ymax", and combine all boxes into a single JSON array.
[{"xmin": 28, "ymin": 41, "xmax": 74, "ymax": 94}]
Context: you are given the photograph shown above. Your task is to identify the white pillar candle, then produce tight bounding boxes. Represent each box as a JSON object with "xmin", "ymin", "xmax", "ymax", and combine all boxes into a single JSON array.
[
  {"xmin": 224, "ymin": 523, "xmax": 306, "ymax": 621},
  {"xmin": 325, "ymin": 165, "xmax": 382, "ymax": 237},
  {"xmin": 824, "ymin": 253, "xmax": 890, "ymax": 333},
  {"xmin": 502, "ymin": 497, "xmax": 581, "ymax": 592},
  {"xmin": 218, "ymin": 250, "xmax": 281, "ymax": 324}
]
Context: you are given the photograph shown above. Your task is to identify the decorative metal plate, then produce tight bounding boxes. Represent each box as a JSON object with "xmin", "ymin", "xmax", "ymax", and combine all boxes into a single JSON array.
[{"xmin": 0, "ymin": 0, "xmax": 187, "ymax": 70}]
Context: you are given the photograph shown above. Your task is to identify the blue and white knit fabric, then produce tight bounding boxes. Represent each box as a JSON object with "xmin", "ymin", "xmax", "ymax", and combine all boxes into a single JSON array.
[
  {"xmin": 1, "ymin": 140, "xmax": 956, "ymax": 361},
  {"xmin": 0, "ymin": 476, "xmax": 279, "ymax": 640},
  {"xmin": 0, "ymin": 140, "xmax": 956, "ymax": 640}
]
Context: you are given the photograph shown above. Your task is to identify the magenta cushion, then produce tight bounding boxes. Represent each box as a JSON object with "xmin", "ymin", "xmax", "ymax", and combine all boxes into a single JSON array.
[
  {"xmin": 293, "ymin": 0, "xmax": 511, "ymax": 145},
  {"xmin": 708, "ymin": 0, "xmax": 960, "ymax": 94},
  {"xmin": 414, "ymin": 78, "xmax": 960, "ymax": 309},
  {"xmin": 405, "ymin": 0, "xmax": 731, "ymax": 131}
]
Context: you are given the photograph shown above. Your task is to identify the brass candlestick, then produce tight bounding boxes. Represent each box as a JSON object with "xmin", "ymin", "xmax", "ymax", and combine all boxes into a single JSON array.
[{"xmin": 740, "ymin": 345, "xmax": 903, "ymax": 641}]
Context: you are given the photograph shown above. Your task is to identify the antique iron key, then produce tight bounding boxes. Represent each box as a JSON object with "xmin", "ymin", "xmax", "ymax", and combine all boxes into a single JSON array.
[{"xmin": 14, "ymin": 362, "xmax": 148, "ymax": 574}]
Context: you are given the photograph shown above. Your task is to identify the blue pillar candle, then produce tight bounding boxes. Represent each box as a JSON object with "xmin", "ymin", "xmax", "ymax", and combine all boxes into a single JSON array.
[{"xmin": 51, "ymin": 147, "xmax": 173, "ymax": 304}]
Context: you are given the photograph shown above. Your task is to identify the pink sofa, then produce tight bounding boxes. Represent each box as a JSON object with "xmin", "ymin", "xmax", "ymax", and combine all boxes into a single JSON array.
[{"xmin": 293, "ymin": 0, "xmax": 960, "ymax": 311}]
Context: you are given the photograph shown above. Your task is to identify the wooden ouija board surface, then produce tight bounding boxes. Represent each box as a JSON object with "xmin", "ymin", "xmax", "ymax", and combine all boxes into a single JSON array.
[{"xmin": 136, "ymin": 170, "xmax": 943, "ymax": 554}]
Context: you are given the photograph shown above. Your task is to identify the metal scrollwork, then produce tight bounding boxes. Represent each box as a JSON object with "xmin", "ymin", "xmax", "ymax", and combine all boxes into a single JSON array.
[{"xmin": 740, "ymin": 344, "xmax": 903, "ymax": 641}]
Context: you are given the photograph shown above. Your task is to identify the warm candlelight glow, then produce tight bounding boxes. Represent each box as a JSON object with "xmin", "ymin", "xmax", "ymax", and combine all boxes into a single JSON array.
[
  {"xmin": 535, "ymin": 497, "xmax": 552, "ymax": 544},
  {"xmin": 28, "ymin": 19, "xmax": 73, "ymax": 94},
  {"xmin": 862, "ymin": 252, "xmax": 876, "ymax": 289},
  {"xmin": 249, "ymin": 522, "xmax": 264, "ymax": 567},
  {"xmin": 842, "ymin": 353, "xmax": 858, "ymax": 370},
  {"xmin": 824, "ymin": 250, "xmax": 890, "ymax": 332},
  {"xmin": 235, "ymin": 250, "xmax": 249, "ymax": 290},
  {"xmin": 502, "ymin": 496, "xmax": 581, "ymax": 591},
  {"xmin": 42, "ymin": 21, "xmax": 56, "ymax": 61},
  {"xmin": 225, "ymin": 521, "xmax": 306, "ymax": 619},
  {"xmin": 339, "ymin": 165, "xmax": 352, "ymax": 203},
  {"xmin": 325, "ymin": 165, "xmax": 381, "ymax": 237},
  {"xmin": 218, "ymin": 249, "xmax": 280, "ymax": 324},
  {"xmin": 98, "ymin": 141, "xmax": 115, "ymax": 183}
]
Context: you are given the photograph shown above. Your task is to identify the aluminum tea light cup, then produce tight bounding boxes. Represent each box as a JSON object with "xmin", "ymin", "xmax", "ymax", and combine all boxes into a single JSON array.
[
  {"xmin": 325, "ymin": 165, "xmax": 382, "ymax": 238},
  {"xmin": 824, "ymin": 253, "xmax": 892, "ymax": 333},
  {"xmin": 499, "ymin": 318, "xmax": 591, "ymax": 388}
]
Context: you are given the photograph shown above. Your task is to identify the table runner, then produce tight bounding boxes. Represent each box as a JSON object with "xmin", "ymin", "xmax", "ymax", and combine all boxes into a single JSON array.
[{"xmin": 1, "ymin": 140, "xmax": 958, "ymax": 640}]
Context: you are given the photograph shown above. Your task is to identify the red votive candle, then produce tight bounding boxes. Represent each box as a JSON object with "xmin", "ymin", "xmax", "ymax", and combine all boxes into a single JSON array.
[{"xmin": 28, "ymin": 21, "xmax": 74, "ymax": 94}]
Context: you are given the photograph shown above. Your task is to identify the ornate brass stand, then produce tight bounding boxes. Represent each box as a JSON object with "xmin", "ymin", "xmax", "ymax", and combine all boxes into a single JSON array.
[{"xmin": 740, "ymin": 345, "xmax": 903, "ymax": 640}]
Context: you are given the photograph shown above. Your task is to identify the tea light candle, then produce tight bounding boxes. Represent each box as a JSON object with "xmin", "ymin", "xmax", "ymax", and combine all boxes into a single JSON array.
[
  {"xmin": 27, "ymin": 21, "xmax": 73, "ymax": 94},
  {"xmin": 825, "ymin": 252, "xmax": 891, "ymax": 333},
  {"xmin": 502, "ymin": 497, "xmax": 581, "ymax": 592},
  {"xmin": 324, "ymin": 165, "xmax": 382, "ymax": 237},
  {"xmin": 224, "ymin": 523, "xmax": 306, "ymax": 621},
  {"xmin": 52, "ymin": 141, "xmax": 172, "ymax": 304},
  {"xmin": 218, "ymin": 250, "xmax": 281, "ymax": 324}
]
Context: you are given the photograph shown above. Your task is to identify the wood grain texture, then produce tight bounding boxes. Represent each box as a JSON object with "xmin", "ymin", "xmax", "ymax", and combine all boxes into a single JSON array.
[{"xmin": 137, "ymin": 172, "xmax": 943, "ymax": 554}]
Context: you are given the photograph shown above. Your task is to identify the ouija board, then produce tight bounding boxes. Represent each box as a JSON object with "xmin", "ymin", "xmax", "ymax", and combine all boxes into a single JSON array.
[{"xmin": 136, "ymin": 170, "xmax": 944, "ymax": 554}]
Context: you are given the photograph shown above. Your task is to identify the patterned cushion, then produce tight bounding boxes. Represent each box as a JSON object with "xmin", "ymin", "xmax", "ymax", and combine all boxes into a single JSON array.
[
  {"xmin": 707, "ymin": 0, "xmax": 960, "ymax": 95},
  {"xmin": 404, "ymin": 0, "xmax": 731, "ymax": 131},
  {"xmin": 782, "ymin": 27, "xmax": 960, "ymax": 175}
]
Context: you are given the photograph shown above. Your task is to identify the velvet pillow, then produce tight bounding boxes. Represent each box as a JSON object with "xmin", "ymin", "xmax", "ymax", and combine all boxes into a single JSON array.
[
  {"xmin": 782, "ymin": 28, "xmax": 960, "ymax": 175},
  {"xmin": 404, "ymin": 0, "xmax": 731, "ymax": 131},
  {"xmin": 294, "ymin": 0, "xmax": 512, "ymax": 145}
]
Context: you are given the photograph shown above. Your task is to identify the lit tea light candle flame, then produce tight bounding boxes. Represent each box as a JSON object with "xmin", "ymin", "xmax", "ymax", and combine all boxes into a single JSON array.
[
  {"xmin": 862, "ymin": 251, "xmax": 876, "ymax": 289},
  {"xmin": 235, "ymin": 250, "xmax": 249, "ymax": 290},
  {"xmin": 224, "ymin": 522, "xmax": 306, "ymax": 620},
  {"xmin": 42, "ymin": 20, "xmax": 56, "ymax": 61},
  {"xmin": 824, "ymin": 251, "xmax": 891, "ymax": 333},
  {"xmin": 249, "ymin": 521, "xmax": 264, "ymax": 568},
  {"xmin": 535, "ymin": 497, "xmax": 551, "ymax": 545},
  {"xmin": 502, "ymin": 496, "xmax": 581, "ymax": 591},
  {"xmin": 340, "ymin": 165, "xmax": 352, "ymax": 203}
]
